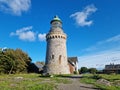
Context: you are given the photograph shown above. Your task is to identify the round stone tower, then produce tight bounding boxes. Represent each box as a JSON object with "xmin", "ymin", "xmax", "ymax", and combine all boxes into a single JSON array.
[{"xmin": 44, "ymin": 16, "xmax": 70, "ymax": 74}]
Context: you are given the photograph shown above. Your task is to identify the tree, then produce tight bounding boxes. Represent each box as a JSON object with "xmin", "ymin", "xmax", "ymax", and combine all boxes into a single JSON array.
[
  {"xmin": 0, "ymin": 48, "xmax": 32, "ymax": 74},
  {"xmin": 80, "ymin": 67, "xmax": 88, "ymax": 74},
  {"xmin": 0, "ymin": 54, "xmax": 14, "ymax": 74},
  {"xmin": 88, "ymin": 68, "xmax": 97, "ymax": 74}
]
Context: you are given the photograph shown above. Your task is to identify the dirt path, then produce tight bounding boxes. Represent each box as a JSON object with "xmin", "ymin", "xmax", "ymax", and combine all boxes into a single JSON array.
[{"xmin": 56, "ymin": 75, "xmax": 99, "ymax": 90}]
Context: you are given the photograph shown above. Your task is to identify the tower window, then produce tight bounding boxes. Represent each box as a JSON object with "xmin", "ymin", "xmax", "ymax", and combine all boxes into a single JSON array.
[
  {"xmin": 52, "ymin": 36, "xmax": 55, "ymax": 38},
  {"xmin": 51, "ymin": 21, "xmax": 62, "ymax": 28},
  {"xmin": 52, "ymin": 55, "xmax": 54, "ymax": 59},
  {"xmin": 59, "ymin": 55, "xmax": 62, "ymax": 64}
]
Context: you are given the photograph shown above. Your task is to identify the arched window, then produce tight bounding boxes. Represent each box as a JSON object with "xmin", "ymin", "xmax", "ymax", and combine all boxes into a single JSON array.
[
  {"xmin": 52, "ymin": 55, "xmax": 54, "ymax": 59},
  {"xmin": 52, "ymin": 36, "xmax": 55, "ymax": 38},
  {"xmin": 59, "ymin": 55, "xmax": 62, "ymax": 64}
]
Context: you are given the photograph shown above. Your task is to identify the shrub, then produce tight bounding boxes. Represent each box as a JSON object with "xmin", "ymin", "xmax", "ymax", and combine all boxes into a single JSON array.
[{"xmin": 92, "ymin": 74, "xmax": 102, "ymax": 80}]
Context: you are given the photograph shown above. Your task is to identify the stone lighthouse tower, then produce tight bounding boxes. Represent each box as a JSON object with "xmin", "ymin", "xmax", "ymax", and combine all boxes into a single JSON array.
[{"xmin": 44, "ymin": 16, "xmax": 70, "ymax": 74}]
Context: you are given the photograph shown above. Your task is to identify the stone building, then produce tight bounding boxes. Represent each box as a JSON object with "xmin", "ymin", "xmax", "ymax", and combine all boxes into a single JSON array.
[
  {"xmin": 44, "ymin": 16, "xmax": 70, "ymax": 74},
  {"xmin": 103, "ymin": 64, "xmax": 120, "ymax": 74}
]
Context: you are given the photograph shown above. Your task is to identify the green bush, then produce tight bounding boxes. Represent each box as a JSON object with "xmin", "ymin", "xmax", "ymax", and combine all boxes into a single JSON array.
[
  {"xmin": 73, "ymin": 71, "xmax": 78, "ymax": 74},
  {"xmin": 92, "ymin": 74, "xmax": 102, "ymax": 80}
]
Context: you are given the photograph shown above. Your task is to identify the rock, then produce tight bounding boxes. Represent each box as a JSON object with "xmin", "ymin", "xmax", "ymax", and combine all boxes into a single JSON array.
[
  {"xmin": 14, "ymin": 77, "xmax": 23, "ymax": 82},
  {"xmin": 10, "ymin": 84, "xmax": 17, "ymax": 87},
  {"xmin": 113, "ymin": 80, "xmax": 120, "ymax": 86},
  {"xmin": 97, "ymin": 79, "xmax": 111, "ymax": 86},
  {"xmin": 14, "ymin": 77, "xmax": 23, "ymax": 79},
  {"xmin": 50, "ymin": 75, "xmax": 54, "ymax": 77}
]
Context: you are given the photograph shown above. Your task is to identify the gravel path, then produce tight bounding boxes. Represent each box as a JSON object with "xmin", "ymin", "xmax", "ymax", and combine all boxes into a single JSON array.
[{"xmin": 57, "ymin": 75, "xmax": 99, "ymax": 90}]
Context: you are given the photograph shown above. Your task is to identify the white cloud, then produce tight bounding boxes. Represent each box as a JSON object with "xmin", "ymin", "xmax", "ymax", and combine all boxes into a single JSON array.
[
  {"xmin": 84, "ymin": 34, "xmax": 120, "ymax": 52},
  {"xmin": 79, "ymin": 51, "xmax": 120, "ymax": 70},
  {"xmin": 79, "ymin": 34, "xmax": 120, "ymax": 69},
  {"xmin": 0, "ymin": 0, "xmax": 31, "ymax": 15},
  {"xmin": 10, "ymin": 26, "xmax": 36, "ymax": 42},
  {"xmin": 70, "ymin": 4, "xmax": 97, "ymax": 27},
  {"xmin": 106, "ymin": 34, "xmax": 120, "ymax": 42},
  {"xmin": 38, "ymin": 33, "xmax": 46, "ymax": 41}
]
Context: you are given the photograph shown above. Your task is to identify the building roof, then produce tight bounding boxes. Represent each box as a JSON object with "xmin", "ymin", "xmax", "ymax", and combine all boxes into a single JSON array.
[
  {"xmin": 68, "ymin": 57, "xmax": 78, "ymax": 66},
  {"xmin": 105, "ymin": 64, "xmax": 120, "ymax": 70}
]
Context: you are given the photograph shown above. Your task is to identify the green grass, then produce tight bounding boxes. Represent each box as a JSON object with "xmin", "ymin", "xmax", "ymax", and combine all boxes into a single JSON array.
[
  {"xmin": 99, "ymin": 74, "xmax": 120, "ymax": 81},
  {"xmin": 0, "ymin": 73, "xmax": 72, "ymax": 90},
  {"xmin": 51, "ymin": 77, "xmax": 71, "ymax": 84},
  {"xmin": 0, "ymin": 73, "xmax": 55, "ymax": 90},
  {"xmin": 48, "ymin": 74, "xmax": 72, "ymax": 84},
  {"xmin": 80, "ymin": 74, "xmax": 120, "ymax": 90}
]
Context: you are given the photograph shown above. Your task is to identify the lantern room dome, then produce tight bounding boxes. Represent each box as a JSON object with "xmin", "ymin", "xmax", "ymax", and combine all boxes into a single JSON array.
[{"xmin": 50, "ymin": 15, "xmax": 62, "ymax": 24}]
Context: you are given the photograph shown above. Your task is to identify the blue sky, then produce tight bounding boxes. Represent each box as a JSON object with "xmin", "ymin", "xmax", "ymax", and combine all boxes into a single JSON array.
[{"xmin": 0, "ymin": 0, "xmax": 120, "ymax": 69}]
